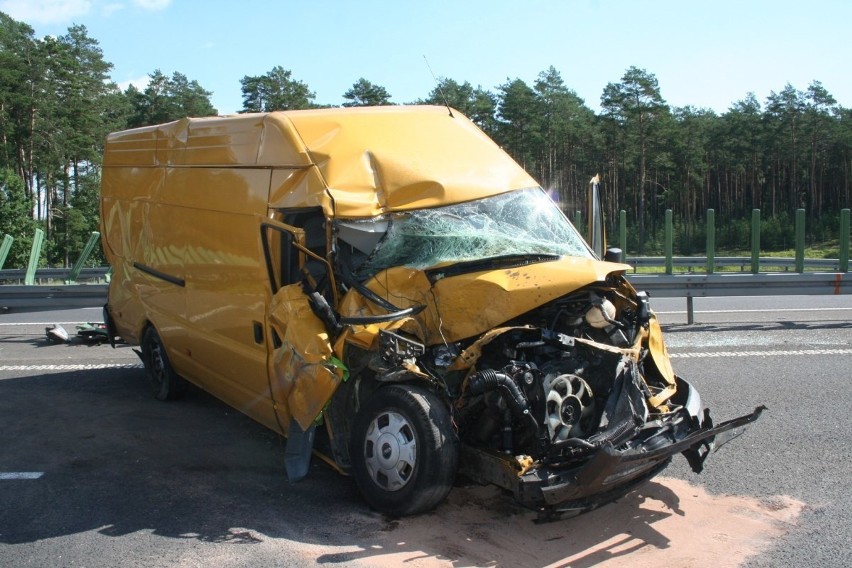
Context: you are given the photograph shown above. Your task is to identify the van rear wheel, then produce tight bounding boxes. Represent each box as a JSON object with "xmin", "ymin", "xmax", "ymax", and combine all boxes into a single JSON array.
[
  {"xmin": 141, "ymin": 326, "xmax": 184, "ymax": 401},
  {"xmin": 351, "ymin": 384, "xmax": 458, "ymax": 516}
]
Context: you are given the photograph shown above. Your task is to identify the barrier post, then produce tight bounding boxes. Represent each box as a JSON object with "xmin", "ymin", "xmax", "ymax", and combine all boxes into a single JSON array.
[
  {"xmin": 67, "ymin": 232, "xmax": 101, "ymax": 283},
  {"xmin": 751, "ymin": 209, "xmax": 761, "ymax": 274},
  {"xmin": 24, "ymin": 228, "xmax": 44, "ymax": 285},
  {"xmin": 706, "ymin": 209, "xmax": 715, "ymax": 274},
  {"xmin": 840, "ymin": 209, "xmax": 850, "ymax": 273},
  {"xmin": 0, "ymin": 234, "xmax": 13, "ymax": 270},
  {"xmin": 664, "ymin": 209, "xmax": 673, "ymax": 274},
  {"xmin": 795, "ymin": 209, "xmax": 805, "ymax": 273}
]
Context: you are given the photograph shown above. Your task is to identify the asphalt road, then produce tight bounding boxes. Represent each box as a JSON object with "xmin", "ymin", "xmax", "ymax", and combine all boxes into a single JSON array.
[{"xmin": 1, "ymin": 297, "xmax": 850, "ymax": 567}]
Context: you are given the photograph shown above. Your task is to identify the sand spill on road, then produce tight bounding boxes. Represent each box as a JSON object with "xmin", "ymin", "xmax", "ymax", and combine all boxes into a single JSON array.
[{"xmin": 309, "ymin": 477, "xmax": 803, "ymax": 568}]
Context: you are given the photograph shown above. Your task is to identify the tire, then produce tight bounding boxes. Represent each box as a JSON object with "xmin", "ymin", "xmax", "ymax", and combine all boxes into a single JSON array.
[
  {"xmin": 351, "ymin": 384, "xmax": 458, "ymax": 516},
  {"xmin": 141, "ymin": 326, "xmax": 184, "ymax": 401}
]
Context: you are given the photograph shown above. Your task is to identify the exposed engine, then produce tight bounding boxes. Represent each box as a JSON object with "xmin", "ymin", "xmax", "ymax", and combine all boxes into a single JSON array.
[{"xmin": 419, "ymin": 283, "xmax": 689, "ymax": 467}]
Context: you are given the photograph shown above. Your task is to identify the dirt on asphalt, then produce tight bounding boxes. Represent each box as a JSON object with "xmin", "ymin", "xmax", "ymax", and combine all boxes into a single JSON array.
[{"xmin": 208, "ymin": 476, "xmax": 804, "ymax": 568}]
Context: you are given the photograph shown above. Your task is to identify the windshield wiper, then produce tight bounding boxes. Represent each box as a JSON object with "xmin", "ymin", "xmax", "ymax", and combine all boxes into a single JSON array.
[{"xmin": 425, "ymin": 253, "xmax": 561, "ymax": 282}]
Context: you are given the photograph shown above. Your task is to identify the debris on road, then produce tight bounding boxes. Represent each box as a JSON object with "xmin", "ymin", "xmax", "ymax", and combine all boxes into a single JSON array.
[
  {"xmin": 43, "ymin": 322, "xmax": 109, "ymax": 345},
  {"xmin": 45, "ymin": 324, "xmax": 69, "ymax": 344}
]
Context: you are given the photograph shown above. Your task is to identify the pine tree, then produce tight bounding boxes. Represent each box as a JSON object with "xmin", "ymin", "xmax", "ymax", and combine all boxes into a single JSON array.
[
  {"xmin": 601, "ymin": 67, "xmax": 669, "ymax": 253},
  {"xmin": 239, "ymin": 66, "xmax": 315, "ymax": 112},
  {"xmin": 342, "ymin": 78, "xmax": 393, "ymax": 107}
]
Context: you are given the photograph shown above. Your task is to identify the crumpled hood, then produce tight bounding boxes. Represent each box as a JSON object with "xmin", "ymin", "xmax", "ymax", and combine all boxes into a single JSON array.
[{"xmin": 339, "ymin": 256, "xmax": 633, "ymax": 345}]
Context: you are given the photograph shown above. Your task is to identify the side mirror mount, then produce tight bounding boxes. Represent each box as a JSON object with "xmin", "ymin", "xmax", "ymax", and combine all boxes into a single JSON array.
[
  {"xmin": 587, "ymin": 174, "xmax": 605, "ymax": 258},
  {"xmin": 604, "ymin": 247, "xmax": 624, "ymax": 264}
]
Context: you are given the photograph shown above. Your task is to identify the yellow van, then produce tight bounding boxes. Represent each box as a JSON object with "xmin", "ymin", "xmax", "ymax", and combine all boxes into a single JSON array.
[{"xmin": 101, "ymin": 106, "xmax": 761, "ymax": 519}]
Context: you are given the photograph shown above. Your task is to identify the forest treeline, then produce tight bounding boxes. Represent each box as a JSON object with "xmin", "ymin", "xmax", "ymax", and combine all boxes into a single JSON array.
[{"xmin": 1, "ymin": 13, "xmax": 850, "ymax": 267}]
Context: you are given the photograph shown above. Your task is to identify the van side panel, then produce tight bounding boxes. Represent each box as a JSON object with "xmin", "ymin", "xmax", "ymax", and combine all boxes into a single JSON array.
[
  {"xmin": 162, "ymin": 167, "xmax": 280, "ymax": 433},
  {"xmin": 160, "ymin": 167, "xmax": 271, "ymax": 215},
  {"xmin": 101, "ymin": 166, "xmax": 161, "ymax": 259},
  {"xmin": 101, "ymin": 164, "xmax": 189, "ymax": 345}
]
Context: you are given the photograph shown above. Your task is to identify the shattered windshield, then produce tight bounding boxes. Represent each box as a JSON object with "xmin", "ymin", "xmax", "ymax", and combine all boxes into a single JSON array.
[{"xmin": 349, "ymin": 188, "xmax": 592, "ymax": 276}]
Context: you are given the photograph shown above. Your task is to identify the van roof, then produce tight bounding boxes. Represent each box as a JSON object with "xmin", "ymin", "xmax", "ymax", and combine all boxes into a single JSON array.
[{"xmin": 103, "ymin": 105, "xmax": 538, "ymax": 217}]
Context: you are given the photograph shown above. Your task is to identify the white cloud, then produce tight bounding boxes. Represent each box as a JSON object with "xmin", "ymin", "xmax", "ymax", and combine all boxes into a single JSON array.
[
  {"xmin": 117, "ymin": 75, "xmax": 149, "ymax": 91},
  {"xmin": 0, "ymin": 0, "xmax": 92, "ymax": 24},
  {"xmin": 131, "ymin": 0, "xmax": 171, "ymax": 9},
  {"xmin": 101, "ymin": 2, "xmax": 123, "ymax": 17},
  {"xmin": 0, "ymin": 0, "xmax": 171, "ymax": 27}
]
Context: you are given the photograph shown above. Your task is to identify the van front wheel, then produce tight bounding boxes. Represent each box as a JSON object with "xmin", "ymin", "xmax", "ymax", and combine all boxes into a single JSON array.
[
  {"xmin": 141, "ymin": 326, "xmax": 184, "ymax": 401},
  {"xmin": 351, "ymin": 384, "xmax": 458, "ymax": 516}
]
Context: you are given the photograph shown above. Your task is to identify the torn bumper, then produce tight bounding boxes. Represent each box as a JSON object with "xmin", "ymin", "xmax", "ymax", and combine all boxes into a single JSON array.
[
  {"xmin": 460, "ymin": 404, "xmax": 765, "ymax": 519},
  {"xmin": 521, "ymin": 405, "xmax": 765, "ymax": 515}
]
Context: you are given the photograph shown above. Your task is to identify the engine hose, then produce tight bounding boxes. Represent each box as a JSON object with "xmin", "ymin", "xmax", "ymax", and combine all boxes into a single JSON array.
[
  {"xmin": 552, "ymin": 437, "xmax": 597, "ymax": 450},
  {"xmin": 468, "ymin": 370, "xmax": 538, "ymax": 433},
  {"xmin": 591, "ymin": 416, "xmax": 639, "ymax": 447},
  {"xmin": 550, "ymin": 416, "xmax": 637, "ymax": 453}
]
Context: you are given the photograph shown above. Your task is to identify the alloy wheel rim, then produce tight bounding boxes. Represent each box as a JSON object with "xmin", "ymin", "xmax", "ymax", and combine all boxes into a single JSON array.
[{"xmin": 363, "ymin": 410, "xmax": 417, "ymax": 491}]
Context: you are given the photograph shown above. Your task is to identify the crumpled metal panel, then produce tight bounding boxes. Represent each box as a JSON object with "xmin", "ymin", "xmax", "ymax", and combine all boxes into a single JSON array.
[
  {"xmin": 645, "ymin": 317, "xmax": 678, "ymax": 407},
  {"xmin": 285, "ymin": 106, "xmax": 538, "ymax": 217},
  {"xmin": 102, "ymin": 118, "xmax": 191, "ymax": 166},
  {"xmin": 338, "ymin": 258, "xmax": 633, "ymax": 345},
  {"xmin": 267, "ymin": 283, "xmax": 345, "ymax": 432},
  {"xmin": 103, "ymin": 114, "xmax": 312, "ymax": 168},
  {"xmin": 267, "ymin": 167, "xmax": 333, "ymax": 214},
  {"xmin": 180, "ymin": 115, "xmax": 266, "ymax": 166},
  {"xmin": 104, "ymin": 107, "xmax": 539, "ymax": 218}
]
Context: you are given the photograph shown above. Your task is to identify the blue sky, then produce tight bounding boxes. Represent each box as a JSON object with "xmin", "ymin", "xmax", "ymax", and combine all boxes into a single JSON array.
[{"xmin": 2, "ymin": 0, "xmax": 850, "ymax": 115}]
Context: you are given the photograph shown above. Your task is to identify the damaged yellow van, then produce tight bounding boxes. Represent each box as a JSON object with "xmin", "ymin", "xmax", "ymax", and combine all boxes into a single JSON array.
[{"xmin": 101, "ymin": 106, "xmax": 762, "ymax": 519}]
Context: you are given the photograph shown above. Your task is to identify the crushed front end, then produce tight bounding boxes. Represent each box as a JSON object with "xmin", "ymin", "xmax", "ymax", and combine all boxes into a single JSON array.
[
  {"xmin": 350, "ymin": 264, "xmax": 763, "ymax": 519},
  {"xmin": 324, "ymin": 188, "xmax": 763, "ymax": 517},
  {"xmin": 433, "ymin": 285, "xmax": 765, "ymax": 518}
]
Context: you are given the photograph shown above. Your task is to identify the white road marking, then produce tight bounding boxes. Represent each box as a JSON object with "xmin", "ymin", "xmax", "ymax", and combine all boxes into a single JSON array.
[
  {"xmin": 670, "ymin": 348, "xmax": 852, "ymax": 358},
  {"xmin": 0, "ymin": 363, "xmax": 142, "ymax": 371},
  {"xmin": 2, "ymin": 348, "xmax": 851, "ymax": 372},
  {"xmin": 655, "ymin": 307, "xmax": 852, "ymax": 315},
  {"xmin": 0, "ymin": 322, "xmax": 90, "ymax": 326},
  {"xmin": 0, "ymin": 472, "xmax": 44, "ymax": 480}
]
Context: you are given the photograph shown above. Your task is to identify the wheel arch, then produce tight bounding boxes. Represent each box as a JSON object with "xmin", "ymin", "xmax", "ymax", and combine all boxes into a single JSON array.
[
  {"xmin": 326, "ymin": 362, "xmax": 451, "ymax": 473},
  {"xmin": 347, "ymin": 381, "xmax": 460, "ymax": 516}
]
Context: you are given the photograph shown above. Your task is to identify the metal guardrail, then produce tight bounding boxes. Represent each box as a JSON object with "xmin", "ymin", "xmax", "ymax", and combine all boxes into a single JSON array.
[
  {"xmin": 628, "ymin": 272, "xmax": 849, "ymax": 297},
  {"xmin": 629, "ymin": 272, "xmax": 849, "ymax": 323},
  {"xmin": 0, "ymin": 267, "xmax": 109, "ymax": 285},
  {"xmin": 1, "ymin": 272, "xmax": 847, "ymax": 323},
  {"xmin": 0, "ymin": 257, "xmax": 843, "ymax": 284},
  {"xmin": 0, "ymin": 284, "xmax": 109, "ymax": 311},
  {"xmin": 627, "ymin": 256, "xmax": 842, "ymax": 271}
]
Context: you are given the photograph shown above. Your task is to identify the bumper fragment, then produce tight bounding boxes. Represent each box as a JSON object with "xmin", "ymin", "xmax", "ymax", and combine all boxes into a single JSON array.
[
  {"xmin": 539, "ymin": 405, "xmax": 765, "ymax": 506},
  {"xmin": 462, "ymin": 405, "xmax": 766, "ymax": 520}
]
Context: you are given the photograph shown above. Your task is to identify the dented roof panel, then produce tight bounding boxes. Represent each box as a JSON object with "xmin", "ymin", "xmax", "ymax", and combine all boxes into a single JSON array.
[
  {"xmin": 284, "ymin": 106, "xmax": 538, "ymax": 216},
  {"xmin": 104, "ymin": 106, "xmax": 538, "ymax": 218}
]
